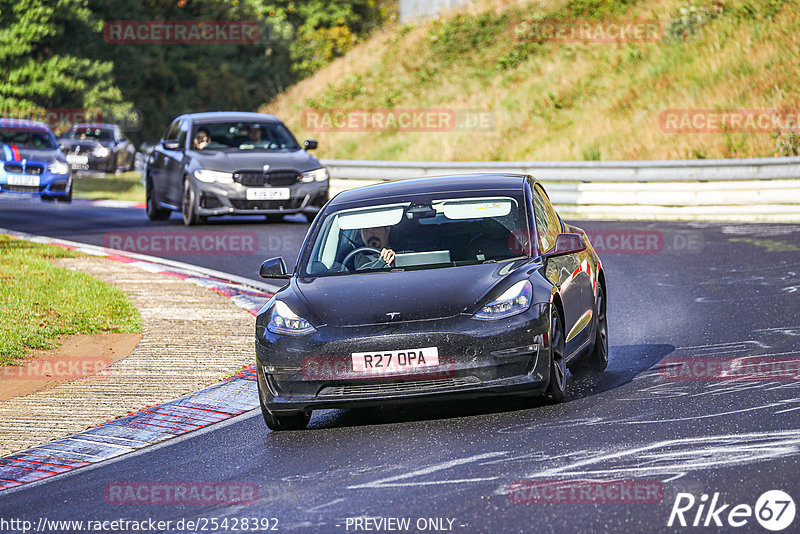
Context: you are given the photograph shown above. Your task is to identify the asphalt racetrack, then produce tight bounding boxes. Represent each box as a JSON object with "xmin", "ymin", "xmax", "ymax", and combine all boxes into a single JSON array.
[{"xmin": 1, "ymin": 197, "xmax": 799, "ymax": 533}]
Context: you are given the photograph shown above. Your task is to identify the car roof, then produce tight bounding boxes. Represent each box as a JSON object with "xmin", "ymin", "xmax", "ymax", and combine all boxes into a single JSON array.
[
  {"xmin": 0, "ymin": 118, "xmax": 53, "ymax": 131},
  {"xmin": 329, "ymin": 174, "xmax": 528, "ymax": 206},
  {"xmin": 71, "ymin": 123, "xmax": 118, "ymax": 130},
  {"xmin": 175, "ymin": 111, "xmax": 282, "ymax": 123}
]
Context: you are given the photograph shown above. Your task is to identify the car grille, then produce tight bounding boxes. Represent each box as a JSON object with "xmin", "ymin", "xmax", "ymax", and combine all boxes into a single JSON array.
[
  {"xmin": 2, "ymin": 163, "xmax": 44, "ymax": 174},
  {"xmin": 234, "ymin": 170, "xmax": 299, "ymax": 187},
  {"xmin": 230, "ymin": 198, "xmax": 303, "ymax": 211},
  {"xmin": 317, "ymin": 376, "xmax": 480, "ymax": 397},
  {"xmin": 3, "ymin": 185, "xmax": 43, "ymax": 193}
]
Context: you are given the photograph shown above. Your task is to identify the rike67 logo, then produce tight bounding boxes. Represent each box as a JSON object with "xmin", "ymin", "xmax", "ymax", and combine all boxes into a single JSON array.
[{"xmin": 668, "ymin": 490, "xmax": 796, "ymax": 531}]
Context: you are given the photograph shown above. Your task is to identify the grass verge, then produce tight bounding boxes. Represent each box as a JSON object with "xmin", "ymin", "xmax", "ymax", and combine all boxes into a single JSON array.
[
  {"xmin": 72, "ymin": 171, "xmax": 144, "ymax": 202},
  {"xmin": 0, "ymin": 235, "xmax": 141, "ymax": 366}
]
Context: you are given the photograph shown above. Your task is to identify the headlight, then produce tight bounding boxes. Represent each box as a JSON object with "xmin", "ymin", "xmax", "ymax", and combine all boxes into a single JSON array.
[
  {"xmin": 94, "ymin": 146, "xmax": 110, "ymax": 157},
  {"xmin": 267, "ymin": 301, "xmax": 316, "ymax": 336},
  {"xmin": 299, "ymin": 167, "xmax": 328, "ymax": 183},
  {"xmin": 473, "ymin": 280, "xmax": 532, "ymax": 320},
  {"xmin": 194, "ymin": 169, "xmax": 234, "ymax": 184},
  {"xmin": 48, "ymin": 160, "xmax": 69, "ymax": 175}
]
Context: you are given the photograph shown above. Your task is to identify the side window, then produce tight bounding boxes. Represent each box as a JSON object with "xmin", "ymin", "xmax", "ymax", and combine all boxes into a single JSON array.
[
  {"xmin": 176, "ymin": 121, "xmax": 189, "ymax": 148},
  {"xmin": 164, "ymin": 121, "xmax": 180, "ymax": 141},
  {"xmin": 533, "ymin": 184, "xmax": 561, "ymax": 252}
]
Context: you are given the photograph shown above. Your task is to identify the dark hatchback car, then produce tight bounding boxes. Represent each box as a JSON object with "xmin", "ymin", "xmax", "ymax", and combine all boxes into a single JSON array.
[
  {"xmin": 59, "ymin": 123, "xmax": 136, "ymax": 173},
  {"xmin": 255, "ymin": 174, "xmax": 608, "ymax": 430},
  {"xmin": 145, "ymin": 111, "xmax": 328, "ymax": 225}
]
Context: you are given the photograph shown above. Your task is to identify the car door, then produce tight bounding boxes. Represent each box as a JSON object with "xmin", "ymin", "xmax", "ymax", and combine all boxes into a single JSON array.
[
  {"xmin": 532, "ymin": 183, "xmax": 592, "ymax": 358},
  {"xmin": 163, "ymin": 120, "xmax": 190, "ymax": 206},
  {"xmin": 149, "ymin": 120, "xmax": 180, "ymax": 202}
]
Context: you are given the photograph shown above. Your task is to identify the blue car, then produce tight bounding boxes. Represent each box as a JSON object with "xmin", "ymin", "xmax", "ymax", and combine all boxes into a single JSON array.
[{"xmin": 0, "ymin": 119, "xmax": 72, "ymax": 202}]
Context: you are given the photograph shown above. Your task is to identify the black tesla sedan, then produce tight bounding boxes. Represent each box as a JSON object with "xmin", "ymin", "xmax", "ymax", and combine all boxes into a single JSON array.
[
  {"xmin": 145, "ymin": 111, "xmax": 328, "ymax": 225},
  {"xmin": 255, "ymin": 174, "xmax": 607, "ymax": 430},
  {"xmin": 59, "ymin": 123, "xmax": 136, "ymax": 173}
]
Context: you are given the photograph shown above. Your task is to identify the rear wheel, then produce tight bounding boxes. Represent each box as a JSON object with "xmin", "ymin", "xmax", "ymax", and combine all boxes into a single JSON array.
[
  {"xmin": 146, "ymin": 177, "xmax": 170, "ymax": 220},
  {"xmin": 182, "ymin": 178, "xmax": 206, "ymax": 226},
  {"xmin": 545, "ymin": 307, "xmax": 566, "ymax": 403},
  {"xmin": 587, "ymin": 285, "xmax": 609, "ymax": 371}
]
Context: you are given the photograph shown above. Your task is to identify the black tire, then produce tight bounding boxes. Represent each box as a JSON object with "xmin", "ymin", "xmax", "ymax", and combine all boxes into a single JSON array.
[
  {"xmin": 264, "ymin": 214, "xmax": 284, "ymax": 223},
  {"xmin": 587, "ymin": 285, "xmax": 609, "ymax": 371},
  {"xmin": 260, "ymin": 403, "xmax": 311, "ymax": 431},
  {"xmin": 41, "ymin": 195, "xmax": 55, "ymax": 202},
  {"xmin": 57, "ymin": 189, "xmax": 72, "ymax": 203},
  {"xmin": 545, "ymin": 306, "xmax": 567, "ymax": 403},
  {"xmin": 145, "ymin": 177, "xmax": 170, "ymax": 220},
  {"xmin": 181, "ymin": 177, "xmax": 206, "ymax": 226}
]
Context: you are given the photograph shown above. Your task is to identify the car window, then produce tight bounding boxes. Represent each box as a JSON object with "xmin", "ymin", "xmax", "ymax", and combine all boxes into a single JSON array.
[
  {"xmin": 533, "ymin": 184, "xmax": 561, "ymax": 252},
  {"xmin": 165, "ymin": 121, "xmax": 181, "ymax": 141},
  {"xmin": 0, "ymin": 128, "xmax": 57, "ymax": 150},
  {"xmin": 176, "ymin": 121, "xmax": 189, "ymax": 148},
  {"xmin": 303, "ymin": 194, "xmax": 528, "ymax": 276},
  {"xmin": 190, "ymin": 121, "xmax": 300, "ymax": 151}
]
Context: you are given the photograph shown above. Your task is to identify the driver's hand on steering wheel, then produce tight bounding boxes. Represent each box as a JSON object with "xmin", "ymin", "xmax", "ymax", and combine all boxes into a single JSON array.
[{"xmin": 380, "ymin": 248, "xmax": 395, "ymax": 265}]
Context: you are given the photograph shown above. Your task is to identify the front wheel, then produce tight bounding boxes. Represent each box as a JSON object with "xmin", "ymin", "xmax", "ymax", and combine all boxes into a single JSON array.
[
  {"xmin": 56, "ymin": 189, "xmax": 72, "ymax": 203},
  {"xmin": 260, "ymin": 403, "xmax": 311, "ymax": 431},
  {"xmin": 182, "ymin": 178, "xmax": 206, "ymax": 226},
  {"xmin": 545, "ymin": 307, "xmax": 567, "ymax": 403}
]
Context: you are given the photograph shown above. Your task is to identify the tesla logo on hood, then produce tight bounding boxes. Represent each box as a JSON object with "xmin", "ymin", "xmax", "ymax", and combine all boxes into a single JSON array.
[
  {"xmin": 262, "ymin": 164, "xmax": 270, "ymax": 172},
  {"xmin": 386, "ymin": 312, "xmax": 401, "ymax": 322}
]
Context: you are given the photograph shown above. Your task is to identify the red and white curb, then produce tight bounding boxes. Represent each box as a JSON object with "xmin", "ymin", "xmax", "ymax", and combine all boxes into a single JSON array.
[{"xmin": 0, "ymin": 229, "xmax": 279, "ymax": 492}]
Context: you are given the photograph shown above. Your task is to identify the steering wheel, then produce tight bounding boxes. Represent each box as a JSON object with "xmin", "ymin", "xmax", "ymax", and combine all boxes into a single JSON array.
[{"xmin": 341, "ymin": 246, "xmax": 381, "ymax": 271}]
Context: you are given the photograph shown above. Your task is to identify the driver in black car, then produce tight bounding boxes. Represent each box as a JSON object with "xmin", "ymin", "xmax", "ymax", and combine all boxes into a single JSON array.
[{"xmin": 355, "ymin": 226, "xmax": 396, "ymax": 269}]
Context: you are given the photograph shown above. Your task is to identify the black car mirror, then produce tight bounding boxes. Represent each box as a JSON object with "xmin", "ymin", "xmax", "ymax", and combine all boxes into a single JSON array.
[
  {"xmin": 543, "ymin": 233, "xmax": 586, "ymax": 259},
  {"xmin": 303, "ymin": 139, "xmax": 318, "ymax": 150},
  {"xmin": 260, "ymin": 257, "xmax": 291, "ymax": 279},
  {"xmin": 161, "ymin": 139, "xmax": 182, "ymax": 151}
]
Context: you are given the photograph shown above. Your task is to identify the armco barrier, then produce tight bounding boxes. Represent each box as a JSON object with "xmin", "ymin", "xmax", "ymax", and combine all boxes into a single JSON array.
[{"xmin": 321, "ymin": 157, "xmax": 800, "ymax": 222}]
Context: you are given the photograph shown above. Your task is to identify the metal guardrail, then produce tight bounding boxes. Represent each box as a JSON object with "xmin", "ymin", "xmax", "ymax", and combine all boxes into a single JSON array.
[
  {"xmin": 321, "ymin": 157, "xmax": 800, "ymax": 222},
  {"xmin": 320, "ymin": 156, "xmax": 800, "ymax": 182}
]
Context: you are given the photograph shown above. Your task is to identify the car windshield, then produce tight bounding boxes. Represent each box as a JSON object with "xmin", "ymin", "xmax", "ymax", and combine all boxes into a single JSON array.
[
  {"xmin": 0, "ymin": 128, "xmax": 56, "ymax": 150},
  {"xmin": 66, "ymin": 127, "xmax": 114, "ymax": 141},
  {"xmin": 303, "ymin": 194, "xmax": 530, "ymax": 276},
  {"xmin": 191, "ymin": 121, "xmax": 300, "ymax": 151}
]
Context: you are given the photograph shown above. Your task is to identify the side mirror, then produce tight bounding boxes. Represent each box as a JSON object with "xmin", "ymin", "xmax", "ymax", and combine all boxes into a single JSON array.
[
  {"xmin": 543, "ymin": 233, "xmax": 586, "ymax": 259},
  {"xmin": 161, "ymin": 139, "xmax": 181, "ymax": 151},
  {"xmin": 260, "ymin": 257, "xmax": 290, "ymax": 279},
  {"xmin": 303, "ymin": 139, "xmax": 318, "ymax": 150}
]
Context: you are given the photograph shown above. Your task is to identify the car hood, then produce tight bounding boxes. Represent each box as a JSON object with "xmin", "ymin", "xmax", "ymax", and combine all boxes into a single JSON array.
[
  {"xmin": 190, "ymin": 149, "xmax": 320, "ymax": 173},
  {"xmin": 295, "ymin": 261, "xmax": 525, "ymax": 327},
  {"xmin": 7, "ymin": 148, "xmax": 62, "ymax": 163},
  {"xmin": 59, "ymin": 140, "xmax": 105, "ymax": 152}
]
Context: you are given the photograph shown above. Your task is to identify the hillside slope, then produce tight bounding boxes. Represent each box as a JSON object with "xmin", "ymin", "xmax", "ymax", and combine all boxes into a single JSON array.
[{"xmin": 262, "ymin": 0, "xmax": 800, "ymax": 161}]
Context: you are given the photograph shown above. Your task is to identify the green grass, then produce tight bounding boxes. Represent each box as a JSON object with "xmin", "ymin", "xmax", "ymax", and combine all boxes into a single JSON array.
[
  {"xmin": 0, "ymin": 235, "xmax": 141, "ymax": 366},
  {"xmin": 72, "ymin": 171, "xmax": 144, "ymax": 202},
  {"xmin": 265, "ymin": 0, "xmax": 800, "ymax": 161}
]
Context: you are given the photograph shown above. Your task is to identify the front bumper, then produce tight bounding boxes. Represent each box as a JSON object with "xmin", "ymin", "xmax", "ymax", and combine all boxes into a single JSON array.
[
  {"xmin": 256, "ymin": 306, "xmax": 551, "ymax": 414},
  {"xmin": 193, "ymin": 179, "xmax": 329, "ymax": 217},
  {"xmin": 66, "ymin": 152, "xmax": 114, "ymax": 172},
  {"xmin": 0, "ymin": 171, "xmax": 71, "ymax": 198}
]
